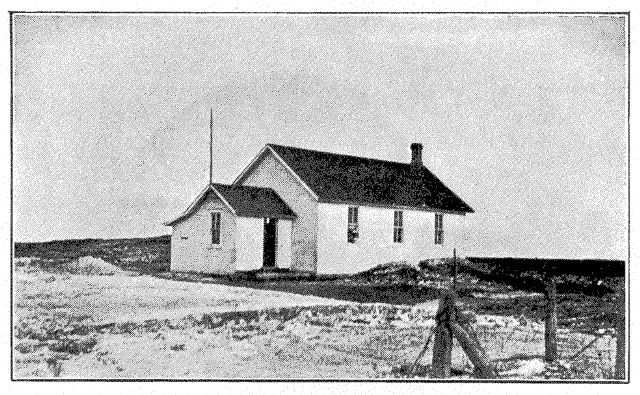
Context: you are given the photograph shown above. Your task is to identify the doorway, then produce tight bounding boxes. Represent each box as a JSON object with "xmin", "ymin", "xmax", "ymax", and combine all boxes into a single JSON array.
[{"xmin": 263, "ymin": 218, "xmax": 278, "ymax": 268}]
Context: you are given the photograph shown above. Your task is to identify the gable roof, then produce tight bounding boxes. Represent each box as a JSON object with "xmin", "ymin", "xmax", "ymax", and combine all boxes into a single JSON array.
[
  {"xmin": 164, "ymin": 183, "xmax": 295, "ymax": 226},
  {"xmin": 213, "ymin": 183, "xmax": 296, "ymax": 219},
  {"xmin": 264, "ymin": 143, "xmax": 474, "ymax": 214}
]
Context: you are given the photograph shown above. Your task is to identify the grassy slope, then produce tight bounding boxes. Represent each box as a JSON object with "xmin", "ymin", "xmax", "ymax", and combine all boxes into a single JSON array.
[
  {"xmin": 15, "ymin": 235, "xmax": 171, "ymax": 273},
  {"xmin": 13, "ymin": 236, "xmax": 623, "ymax": 380},
  {"xmin": 14, "ymin": 267, "xmax": 617, "ymax": 379},
  {"xmin": 14, "ymin": 236, "xmax": 623, "ymax": 333}
]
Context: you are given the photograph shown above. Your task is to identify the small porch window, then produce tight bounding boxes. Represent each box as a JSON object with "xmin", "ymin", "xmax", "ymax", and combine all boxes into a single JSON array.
[
  {"xmin": 434, "ymin": 213, "xmax": 444, "ymax": 244},
  {"xmin": 211, "ymin": 212, "xmax": 221, "ymax": 245},
  {"xmin": 393, "ymin": 210, "xmax": 403, "ymax": 243},
  {"xmin": 347, "ymin": 206, "xmax": 359, "ymax": 243}
]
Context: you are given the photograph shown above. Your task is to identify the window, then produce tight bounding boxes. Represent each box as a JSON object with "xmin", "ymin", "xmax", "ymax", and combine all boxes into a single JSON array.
[
  {"xmin": 434, "ymin": 213, "xmax": 444, "ymax": 244},
  {"xmin": 347, "ymin": 206, "xmax": 359, "ymax": 243},
  {"xmin": 393, "ymin": 210, "xmax": 403, "ymax": 243},
  {"xmin": 211, "ymin": 212, "xmax": 221, "ymax": 245}
]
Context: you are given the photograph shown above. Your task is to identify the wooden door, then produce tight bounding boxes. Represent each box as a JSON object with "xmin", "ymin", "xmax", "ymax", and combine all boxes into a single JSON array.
[{"xmin": 263, "ymin": 218, "xmax": 278, "ymax": 268}]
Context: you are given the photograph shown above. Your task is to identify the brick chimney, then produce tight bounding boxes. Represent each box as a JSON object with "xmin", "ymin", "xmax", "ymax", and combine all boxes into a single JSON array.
[{"xmin": 410, "ymin": 143, "xmax": 423, "ymax": 168}]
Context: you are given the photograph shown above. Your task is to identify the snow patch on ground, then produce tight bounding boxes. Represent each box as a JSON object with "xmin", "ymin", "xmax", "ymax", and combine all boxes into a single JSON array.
[
  {"xmin": 61, "ymin": 256, "xmax": 126, "ymax": 276},
  {"xmin": 471, "ymin": 291, "xmax": 545, "ymax": 299},
  {"xmin": 13, "ymin": 266, "xmax": 618, "ymax": 380},
  {"xmin": 15, "ymin": 268, "xmax": 353, "ymax": 324},
  {"xmin": 501, "ymin": 358, "xmax": 547, "ymax": 377}
]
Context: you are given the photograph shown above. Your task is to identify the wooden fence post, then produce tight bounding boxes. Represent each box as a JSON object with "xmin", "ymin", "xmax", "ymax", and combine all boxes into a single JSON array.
[
  {"xmin": 449, "ymin": 321, "xmax": 497, "ymax": 379},
  {"xmin": 614, "ymin": 278, "xmax": 626, "ymax": 380},
  {"xmin": 452, "ymin": 248, "xmax": 458, "ymax": 291},
  {"xmin": 544, "ymin": 276, "xmax": 558, "ymax": 362},
  {"xmin": 429, "ymin": 289, "xmax": 498, "ymax": 379},
  {"xmin": 432, "ymin": 291, "xmax": 455, "ymax": 378}
]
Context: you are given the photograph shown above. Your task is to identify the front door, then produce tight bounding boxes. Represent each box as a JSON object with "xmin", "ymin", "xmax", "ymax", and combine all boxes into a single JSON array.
[{"xmin": 263, "ymin": 218, "xmax": 278, "ymax": 268}]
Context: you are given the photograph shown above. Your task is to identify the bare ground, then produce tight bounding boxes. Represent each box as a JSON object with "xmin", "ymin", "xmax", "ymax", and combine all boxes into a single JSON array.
[{"xmin": 13, "ymin": 260, "xmax": 618, "ymax": 380}]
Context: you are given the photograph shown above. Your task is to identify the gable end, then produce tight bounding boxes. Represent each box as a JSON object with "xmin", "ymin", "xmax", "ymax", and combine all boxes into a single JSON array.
[{"xmin": 233, "ymin": 145, "xmax": 319, "ymax": 200}]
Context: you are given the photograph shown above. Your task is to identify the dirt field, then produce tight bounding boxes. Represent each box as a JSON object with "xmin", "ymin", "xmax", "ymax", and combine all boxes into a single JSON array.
[{"xmin": 13, "ymin": 257, "xmax": 618, "ymax": 380}]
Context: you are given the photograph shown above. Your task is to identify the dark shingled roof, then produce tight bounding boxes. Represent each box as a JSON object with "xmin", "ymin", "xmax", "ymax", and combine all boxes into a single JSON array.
[
  {"xmin": 267, "ymin": 144, "xmax": 474, "ymax": 214},
  {"xmin": 211, "ymin": 183, "xmax": 296, "ymax": 219},
  {"xmin": 165, "ymin": 183, "xmax": 295, "ymax": 226}
]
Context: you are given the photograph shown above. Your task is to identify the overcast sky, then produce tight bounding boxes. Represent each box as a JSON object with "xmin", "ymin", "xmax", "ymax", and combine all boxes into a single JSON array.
[{"xmin": 13, "ymin": 14, "xmax": 627, "ymax": 259}]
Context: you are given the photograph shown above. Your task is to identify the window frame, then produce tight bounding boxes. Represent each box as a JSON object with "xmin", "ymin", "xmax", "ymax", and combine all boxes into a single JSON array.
[
  {"xmin": 347, "ymin": 206, "xmax": 359, "ymax": 243},
  {"xmin": 393, "ymin": 210, "xmax": 404, "ymax": 243},
  {"xmin": 434, "ymin": 213, "xmax": 444, "ymax": 245},
  {"xmin": 211, "ymin": 211, "xmax": 221, "ymax": 246}
]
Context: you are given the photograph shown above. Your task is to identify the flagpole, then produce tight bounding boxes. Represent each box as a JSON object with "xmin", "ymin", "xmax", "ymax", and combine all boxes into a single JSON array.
[{"xmin": 209, "ymin": 108, "xmax": 213, "ymax": 185}]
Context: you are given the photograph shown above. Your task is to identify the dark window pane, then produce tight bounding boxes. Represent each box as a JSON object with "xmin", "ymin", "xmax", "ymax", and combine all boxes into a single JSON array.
[
  {"xmin": 434, "ymin": 213, "xmax": 443, "ymax": 244},
  {"xmin": 393, "ymin": 210, "xmax": 403, "ymax": 242},
  {"xmin": 347, "ymin": 206, "xmax": 359, "ymax": 243},
  {"xmin": 348, "ymin": 226, "xmax": 358, "ymax": 243},
  {"xmin": 212, "ymin": 212, "xmax": 221, "ymax": 244}
]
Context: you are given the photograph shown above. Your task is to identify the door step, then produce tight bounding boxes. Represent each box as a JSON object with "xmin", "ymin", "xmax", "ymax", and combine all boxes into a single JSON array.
[{"xmin": 254, "ymin": 269, "xmax": 314, "ymax": 281}]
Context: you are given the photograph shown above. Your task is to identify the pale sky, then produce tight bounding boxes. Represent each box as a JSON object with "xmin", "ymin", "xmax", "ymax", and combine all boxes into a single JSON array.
[{"xmin": 12, "ymin": 14, "xmax": 627, "ymax": 259}]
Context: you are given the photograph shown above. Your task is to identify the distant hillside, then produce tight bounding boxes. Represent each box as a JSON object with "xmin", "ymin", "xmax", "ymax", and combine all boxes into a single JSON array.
[
  {"xmin": 461, "ymin": 256, "xmax": 625, "ymax": 295},
  {"xmin": 466, "ymin": 256, "xmax": 625, "ymax": 277},
  {"xmin": 14, "ymin": 237, "xmax": 626, "ymax": 292},
  {"xmin": 14, "ymin": 235, "xmax": 171, "ymax": 273}
]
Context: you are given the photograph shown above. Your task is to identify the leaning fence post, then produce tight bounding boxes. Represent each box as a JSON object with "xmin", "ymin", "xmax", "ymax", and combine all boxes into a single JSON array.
[
  {"xmin": 449, "ymin": 321, "xmax": 497, "ymax": 378},
  {"xmin": 432, "ymin": 291, "xmax": 455, "ymax": 378},
  {"xmin": 614, "ymin": 278, "xmax": 626, "ymax": 380},
  {"xmin": 544, "ymin": 276, "xmax": 558, "ymax": 362}
]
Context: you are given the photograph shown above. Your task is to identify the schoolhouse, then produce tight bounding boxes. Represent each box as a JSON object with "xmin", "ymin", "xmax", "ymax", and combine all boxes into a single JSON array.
[{"xmin": 165, "ymin": 143, "xmax": 474, "ymax": 274}]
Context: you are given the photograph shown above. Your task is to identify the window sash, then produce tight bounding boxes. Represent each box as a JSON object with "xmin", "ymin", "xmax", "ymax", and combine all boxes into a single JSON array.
[
  {"xmin": 211, "ymin": 212, "xmax": 221, "ymax": 245},
  {"xmin": 434, "ymin": 213, "xmax": 443, "ymax": 244},
  {"xmin": 393, "ymin": 210, "xmax": 403, "ymax": 243},
  {"xmin": 347, "ymin": 206, "xmax": 359, "ymax": 243},
  {"xmin": 393, "ymin": 227, "xmax": 403, "ymax": 243}
]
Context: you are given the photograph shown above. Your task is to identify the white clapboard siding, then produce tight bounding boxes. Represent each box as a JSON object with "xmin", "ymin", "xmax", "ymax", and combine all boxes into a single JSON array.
[
  {"xmin": 276, "ymin": 219, "xmax": 292, "ymax": 269},
  {"xmin": 238, "ymin": 150, "xmax": 317, "ymax": 272},
  {"xmin": 235, "ymin": 217, "xmax": 263, "ymax": 271},
  {"xmin": 170, "ymin": 196, "xmax": 236, "ymax": 274},
  {"xmin": 316, "ymin": 202, "xmax": 454, "ymax": 274}
]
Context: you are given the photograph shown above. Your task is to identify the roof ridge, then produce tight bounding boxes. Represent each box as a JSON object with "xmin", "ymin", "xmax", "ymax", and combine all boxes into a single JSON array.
[
  {"xmin": 267, "ymin": 143, "xmax": 414, "ymax": 167},
  {"xmin": 265, "ymin": 142, "xmax": 473, "ymax": 214},
  {"xmin": 211, "ymin": 182, "xmax": 275, "ymax": 191}
]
